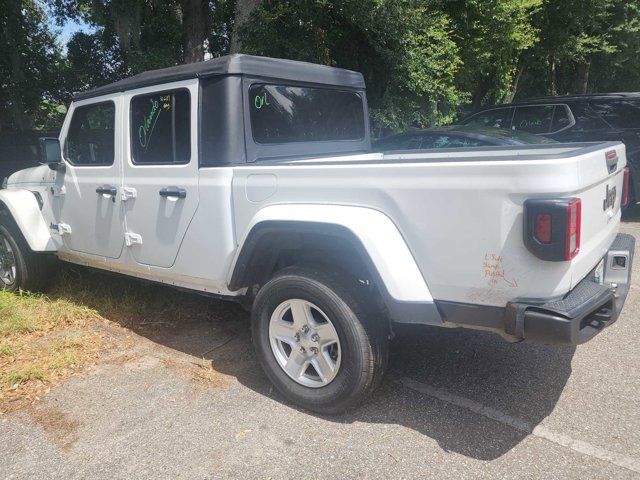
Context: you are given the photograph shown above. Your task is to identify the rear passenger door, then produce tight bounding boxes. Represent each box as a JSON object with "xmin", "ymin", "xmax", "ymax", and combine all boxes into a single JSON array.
[{"xmin": 121, "ymin": 81, "xmax": 199, "ymax": 268}]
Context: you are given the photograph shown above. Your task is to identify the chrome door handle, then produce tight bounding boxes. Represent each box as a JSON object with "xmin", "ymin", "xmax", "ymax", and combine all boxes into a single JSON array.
[{"xmin": 159, "ymin": 187, "xmax": 187, "ymax": 199}]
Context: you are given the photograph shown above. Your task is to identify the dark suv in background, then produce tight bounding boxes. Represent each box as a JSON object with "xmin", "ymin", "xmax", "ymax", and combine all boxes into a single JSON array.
[
  {"xmin": 459, "ymin": 93, "xmax": 640, "ymax": 203},
  {"xmin": 0, "ymin": 130, "xmax": 59, "ymax": 183}
]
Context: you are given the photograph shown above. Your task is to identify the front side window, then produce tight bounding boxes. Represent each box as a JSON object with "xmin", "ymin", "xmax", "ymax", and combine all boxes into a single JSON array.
[
  {"xmin": 130, "ymin": 89, "xmax": 190, "ymax": 164},
  {"xmin": 65, "ymin": 102, "xmax": 115, "ymax": 166},
  {"xmin": 512, "ymin": 105, "xmax": 554, "ymax": 134},
  {"xmin": 463, "ymin": 108, "xmax": 514, "ymax": 129},
  {"xmin": 249, "ymin": 84, "xmax": 365, "ymax": 144}
]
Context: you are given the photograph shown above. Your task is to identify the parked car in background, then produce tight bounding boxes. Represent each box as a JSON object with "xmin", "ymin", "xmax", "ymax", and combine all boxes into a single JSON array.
[
  {"xmin": 374, "ymin": 125, "xmax": 556, "ymax": 151},
  {"xmin": 459, "ymin": 93, "xmax": 640, "ymax": 204},
  {"xmin": 0, "ymin": 131, "xmax": 59, "ymax": 183}
]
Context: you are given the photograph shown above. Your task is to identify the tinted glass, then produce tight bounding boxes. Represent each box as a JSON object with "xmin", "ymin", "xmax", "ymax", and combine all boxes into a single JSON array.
[
  {"xmin": 463, "ymin": 108, "xmax": 513, "ymax": 129},
  {"xmin": 590, "ymin": 100, "xmax": 640, "ymax": 129},
  {"xmin": 551, "ymin": 105, "xmax": 572, "ymax": 132},
  {"xmin": 512, "ymin": 105, "xmax": 554, "ymax": 134},
  {"xmin": 65, "ymin": 102, "xmax": 115, "ymax": 166},
  {"xmin": 570, "ymin": 103, "xmax": 610, "ymax": 131},
  {"xmin": 421, "ymin": 134, "xmax": 491, "ymax": 149},
  {"xmin": 249, "ymin": 84, "xmax": 365, "ymax": 144},
  {"xmin": 131, "ymin": 89, "xmax": 190, "ymax": 164},
  {"xmin": 378, "ymin": 134, "xmax": 422, "ymax": 150}
]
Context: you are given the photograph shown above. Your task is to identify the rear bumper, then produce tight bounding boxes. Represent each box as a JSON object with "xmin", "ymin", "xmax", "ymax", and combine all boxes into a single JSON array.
[
  {"xmin": 511, "ymin": 233, "xmax": 634, "ymax": 345},
  {"xmin": 431, "ymin": 233, "xmax": 635, "ymax": 345}
]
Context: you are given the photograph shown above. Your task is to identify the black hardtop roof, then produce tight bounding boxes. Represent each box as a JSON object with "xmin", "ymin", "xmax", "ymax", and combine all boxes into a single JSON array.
[{"xmin": 73, "ymin": 54, "xmax": 366, "ymax": 101}]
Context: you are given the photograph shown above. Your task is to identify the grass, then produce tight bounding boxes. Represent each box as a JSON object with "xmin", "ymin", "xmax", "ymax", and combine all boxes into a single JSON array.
[
  {"xmin": 0, "ymin": 280, "xmax": 109, "ymax": 412},
  {"xmin": 0, "ymin": 264, "xmax": 224, "ymax": 413}
]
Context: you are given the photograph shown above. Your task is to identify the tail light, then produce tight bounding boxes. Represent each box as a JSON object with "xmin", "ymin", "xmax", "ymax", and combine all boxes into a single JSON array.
[
  {"xmin": 524, "ymin": 198, "xmax": 581, "ymax": 261},
  {"xmin": 566, "ymin": 198, "xmax": 581, "ymax": 260},
  {"xmin": 534, "ymin": 214, "xmax": 552, "ymax": 243},
  {"xmin": 622, "ymin": 167, "xmax": 630, "ymax": 207}
]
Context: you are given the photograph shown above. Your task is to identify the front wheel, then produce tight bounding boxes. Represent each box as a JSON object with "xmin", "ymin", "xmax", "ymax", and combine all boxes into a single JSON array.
[
  {"xmin": 251, "ymin": 266, "xmax": 388, "ymax": 415},
  {"xmin": 0, "ymin": 213, "xmax": 51, "ymax": 293}
]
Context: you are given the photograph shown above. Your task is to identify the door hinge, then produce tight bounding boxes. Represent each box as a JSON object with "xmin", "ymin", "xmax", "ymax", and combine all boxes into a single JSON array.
[
  {"xmin": 53, "ymin": 223, "xmax": 72, "ymax": 235},
  {"xmin": 124, "ymin": 232, "xmax": 143, "ymax": 247},
  {"xmin": 121, "ymin": 187, "xmax": 137, "ymax": 201},
  {"xmin": 50, "ymin": 185, "xmax": 66, "ymax": 197}
]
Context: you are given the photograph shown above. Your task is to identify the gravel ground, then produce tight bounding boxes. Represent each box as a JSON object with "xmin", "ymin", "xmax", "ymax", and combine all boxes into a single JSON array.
[{"xmin": 2, "ymin": 211, "xmax": 640, "ymax": 479}]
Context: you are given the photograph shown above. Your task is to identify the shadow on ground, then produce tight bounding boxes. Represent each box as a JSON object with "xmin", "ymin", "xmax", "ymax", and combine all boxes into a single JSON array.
[{"xmin": 46, "ymin": 263, "xmax": 576, "ymax": 461}]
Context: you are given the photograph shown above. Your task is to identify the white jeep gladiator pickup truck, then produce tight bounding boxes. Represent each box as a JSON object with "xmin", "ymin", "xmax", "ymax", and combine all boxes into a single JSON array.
[{"xmin": 0, "ymin": 55, "xmax": 635, "ymax": 414}]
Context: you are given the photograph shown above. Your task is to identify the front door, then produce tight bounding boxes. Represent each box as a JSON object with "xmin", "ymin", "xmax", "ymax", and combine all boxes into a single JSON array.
[
  {"xmin": 53, "ymin": 97, "xmax": 125, "ymax": 259},
  {"xmin": 121, "ymin": 81, "xmax": 199, "ymax": 268}
]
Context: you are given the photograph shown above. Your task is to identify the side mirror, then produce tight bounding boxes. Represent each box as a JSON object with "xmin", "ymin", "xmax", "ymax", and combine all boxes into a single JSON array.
[{"xmin": 38, "ymin": 137, "xmax": 65, "ymax": 171}]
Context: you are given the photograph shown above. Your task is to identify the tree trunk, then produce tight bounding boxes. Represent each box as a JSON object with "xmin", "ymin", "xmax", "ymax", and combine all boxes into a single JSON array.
[
  {"xmin": 574, "ymin": 60, "xmax": 591, "ymax": 94},
  {"xmin": 179, "ymin": 0, "xmax": 210, "ymax": 63},
  {"xmin": 504, "ymin": 64, "xmax": 525, "ymax": 104},
  {"xmin": 549, "ymin": 56, "xmax": 557, "ymax": 96},
  {"xmin": 230, "ymin": 0, "xmax": 261, "ymax": 54},
  {"xmin": 2, "ymin": 0, "xmax": 27, "ymax": 131}
]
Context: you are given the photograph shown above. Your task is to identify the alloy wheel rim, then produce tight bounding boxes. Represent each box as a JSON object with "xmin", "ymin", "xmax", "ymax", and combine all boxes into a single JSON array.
[
  {"xmin": 0, "ymin": 234, "xmax": 16, "ymax": 287},
  {"xmin": 268, "ymin": 299, "xmax": 341, "ymax": 388}
]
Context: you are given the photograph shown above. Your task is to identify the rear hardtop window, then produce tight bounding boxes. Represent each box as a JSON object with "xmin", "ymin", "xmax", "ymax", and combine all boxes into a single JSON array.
[{"xmin": 249, "ymin": 84, "xmax": 365, "ymax": 144}]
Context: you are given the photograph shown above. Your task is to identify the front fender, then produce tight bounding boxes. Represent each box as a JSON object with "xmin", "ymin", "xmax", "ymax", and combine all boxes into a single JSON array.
[
  {"xmin": 0, "ymin": 189, "xmax": 56, "ymax": 251},
  {"xmin": 230, "ymin": 204, "xmax": 433, "ymax": 303}
]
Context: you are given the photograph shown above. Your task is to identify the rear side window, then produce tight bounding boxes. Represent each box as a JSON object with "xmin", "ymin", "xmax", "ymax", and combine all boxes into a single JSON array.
[
  {"xmin": 65, "ymin": 102, "xmax": 115, "ymax": 166},
  {"xmin": 590, "ymin": 100, "xmax": 640, "ymax": 129},
  {"xmin": 249, "ymin": 84, "xmax": 365, "ymax": 144},
  {"xmin": 463, "ymin": 108, "xmax": 513, "ymax": 129},
  {"xmin": 130, "ymin": 89, "xmax": 190, "ymax": 164},
  {"xmin": 512, "ymin": 105, "xmax": 554, "ymax": 134}
]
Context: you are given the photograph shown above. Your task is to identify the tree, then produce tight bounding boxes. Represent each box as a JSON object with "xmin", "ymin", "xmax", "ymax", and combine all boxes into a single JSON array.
[
  {"xmin": 229, "ymin": 0, "xmax": 259, "ymax": 53},
  {"xmin": 444, "ymin": 0, "xmax": 541, "ymax": 108},
  {"xmin": 0, "ymin": 0, "xmax": 67, "ymax": 132},
  {"xmin": 238, "ymin": 0, "xmax": 463, "ymax": 133}
]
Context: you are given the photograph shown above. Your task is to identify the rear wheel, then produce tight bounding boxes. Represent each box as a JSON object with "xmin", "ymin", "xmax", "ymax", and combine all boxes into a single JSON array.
[
  {"xmin": 251, "ymin": 266, "xmax": 388, "ymax": 414},
  {"xmin": 0, "ymin": 212, "xmax": 52, "ymax": 293}
]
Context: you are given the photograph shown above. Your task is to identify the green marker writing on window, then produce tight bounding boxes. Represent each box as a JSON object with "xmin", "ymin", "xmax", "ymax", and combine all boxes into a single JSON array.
[
  {"xmin": 254, "ymin": 92, "xmax": 270, "ymax": 109},
  {"xmin": 138, "ymin": 99, "xmax": 161, "ymax": 148}
]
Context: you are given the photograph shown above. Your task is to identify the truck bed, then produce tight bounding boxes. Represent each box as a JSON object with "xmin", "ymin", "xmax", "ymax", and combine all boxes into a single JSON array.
[{"xmin": 231, "ymin": 142, "xmax": 626, "ymax": 307}]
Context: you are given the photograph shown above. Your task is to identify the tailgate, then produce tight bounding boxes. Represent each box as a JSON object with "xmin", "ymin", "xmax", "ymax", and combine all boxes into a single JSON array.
[{"xmin": 569, "ymin": 142, "xmax": 627, "ymax": 288}]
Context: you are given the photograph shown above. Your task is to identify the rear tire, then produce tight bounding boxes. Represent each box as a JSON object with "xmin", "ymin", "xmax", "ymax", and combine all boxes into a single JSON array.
[
  {"xmin": 0, "ymin": 211, "xmax": 52, "ymax": 293},
  {"xmin": 251, "ymin": 266, "xmax": 388, "ymax": 415}
]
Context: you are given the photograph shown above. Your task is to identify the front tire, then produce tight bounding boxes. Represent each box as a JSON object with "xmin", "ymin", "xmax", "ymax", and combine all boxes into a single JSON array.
[
  {"xmin": 251, "ymin": 266, "xmax": 388, "ymax": 415},
  {"xmin": 0, "ymin": 212, "xmax": 51, "ymax": 293}
]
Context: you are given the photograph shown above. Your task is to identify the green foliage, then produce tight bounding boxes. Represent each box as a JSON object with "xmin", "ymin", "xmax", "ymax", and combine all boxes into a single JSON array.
[
  {"xmin": 2, "ymin": 0, "xmax": 640, "ymax": 135},
  {"xmin": 444, "ymin": 0, "xmax": 542, "ymax": 107},
  {"xmin": 239, "ymin": 0, "xmax": 463, "ymax": 133},
  {"xmin": 0, "ymin": 0, "xmax": 67, "ymax": 131}
]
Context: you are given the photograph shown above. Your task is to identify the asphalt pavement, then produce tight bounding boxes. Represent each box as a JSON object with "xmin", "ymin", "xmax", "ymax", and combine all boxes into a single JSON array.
[{"xmin": 2, "ymin": 212, "xmax": 640, "ymax": 479}]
